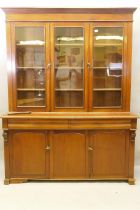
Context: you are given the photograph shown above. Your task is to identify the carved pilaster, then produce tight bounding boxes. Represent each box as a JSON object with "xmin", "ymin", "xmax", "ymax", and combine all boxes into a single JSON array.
[
  {"xmin": 129, "ymin": 129, "xmax": 136, "ymax": 142},
  {"xmin": 2, "ymin": 130, "xmax": 8, "ymax": 143}
]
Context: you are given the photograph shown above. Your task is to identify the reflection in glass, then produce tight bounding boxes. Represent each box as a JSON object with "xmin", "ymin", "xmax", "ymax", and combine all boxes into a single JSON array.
[
  {"xmin": 15, "ymin": 27, "xmax": 46, "ymax": 107},
  {"xmin": 93, "ymin": 27, "xmax": 123, "ymax": 108},
  {"xmin": 54, "ymin": 27, "xmax": 84, "ymax": 108}
]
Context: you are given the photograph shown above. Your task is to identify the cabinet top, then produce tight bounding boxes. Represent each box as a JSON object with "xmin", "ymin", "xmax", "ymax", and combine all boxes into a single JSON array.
[
  {"xmin": 1, "ymin": 8, "xmax": 136, "ymax": 22},
  {"xmin": 1, "ymin": 7, "xmax": 137, "ymax": 14},
  {"xmin": 1, "ymin": 112, "xmax": 138, "ymax": 120}
]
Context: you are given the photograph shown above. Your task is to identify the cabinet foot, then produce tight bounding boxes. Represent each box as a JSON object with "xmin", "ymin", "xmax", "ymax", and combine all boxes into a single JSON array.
[
  {"xmin": 11, "ymin": 178, "xmax": 28, "ymax": 184},
  {"xmin": 128, "ymin": 178, "xmax": 135, "ymax": 185},
  {"xmin": 4, "ymin": 179, "xmax": 10, "ymax": 185},
  {"xmin": 4, "ymin": 178, "xmax": 28, "ymax": 184}
]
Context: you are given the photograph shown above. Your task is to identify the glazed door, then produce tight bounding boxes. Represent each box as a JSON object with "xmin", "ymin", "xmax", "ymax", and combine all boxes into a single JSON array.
[
  {"xmin": 50, "ymin": 131, "xmax": 88, "ymax": 179},
  {"xmin": 50, "ymin": 22, "xmax": 88, "ymax": 111},
  {"xmin": 11, "ymin": 23, "xmax": 50, "ymax": 111},
  {"xmin": 88, "ymin": 130, "xmax": 129, "ymax": 178},
  {"xmin": 10, "ymin": 131, "xmax": 50, "ymax": 178},
  {"xmin": 89, "ymin": 22, "xmax": 128, "ymax": 111}
]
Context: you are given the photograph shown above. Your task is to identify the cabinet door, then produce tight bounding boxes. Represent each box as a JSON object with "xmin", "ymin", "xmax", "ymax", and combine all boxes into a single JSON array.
[
  {"xmin": 10, "ymin": 23, "xmax": 50, "ymax": 111},
  {"xmin": 89, "ymin": 22, "xmax": 129, "ymax": 111},
  {"xmin": 10, "ymin": 131, "xmax": 49, "ymax": 178},
  {"xmin": 50, "ymin": 131, "xmax": 87, "ymax": 179},
  {"xmin": 89, "ymin": 130, "xmax": 129, "ymax": 178},
  {"xmin": 50, "ymin": 22, "xmax": 89, "ymax": 111}
]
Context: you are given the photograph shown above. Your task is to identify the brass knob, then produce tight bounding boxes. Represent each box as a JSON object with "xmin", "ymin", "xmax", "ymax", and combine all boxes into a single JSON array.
[
  {"xmin": 47, "ymin": 63, "xmax": 51, "ymax": 70},
  {"xmin": 88, "ymin": 146, "xmax": 93, "ymax": 151},
  {"xmin": 87, "ymin": 62, "xmax": 91, "ymax": 70},
  {"xmin": 87, "ymin": 63, "xmax": 93, "ymax": 70},
  {"xmin": 45, "ymin": 145, "xmax": 50, "ymax": 150}
]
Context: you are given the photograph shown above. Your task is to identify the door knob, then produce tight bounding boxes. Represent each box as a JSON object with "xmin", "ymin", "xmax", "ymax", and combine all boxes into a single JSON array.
[
  {"xmin": 87, "ymin": 63, "xmax": 93, "ymax": 70},
  {"xmin": 87, "ymin": 62, "xmax": 91, "ymax": 70},
  {"xmin": 88, "ymin": 146, "xmax": 93, "ymax": 151},
  {"xmin": 47, "ymin": 63, "xmax": 51, "ymax": 70},
  {"xmin": 45, "ymin": 145, "xmax": 50, "ymax": 150}
]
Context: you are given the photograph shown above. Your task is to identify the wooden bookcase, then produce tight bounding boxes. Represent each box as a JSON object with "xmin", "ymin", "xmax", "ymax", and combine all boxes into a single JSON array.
[{"xmin": 1, "ymin": 8, "xmax": 137, "ymax": 184}]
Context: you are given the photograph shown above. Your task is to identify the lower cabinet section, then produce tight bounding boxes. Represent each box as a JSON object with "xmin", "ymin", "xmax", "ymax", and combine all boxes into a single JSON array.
[{"xmin": 4, "ymin": 129, "xmax": 135, "ymax": 184}]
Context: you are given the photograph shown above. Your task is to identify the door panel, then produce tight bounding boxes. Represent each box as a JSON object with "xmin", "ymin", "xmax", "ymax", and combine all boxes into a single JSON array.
[
  {"xmin": 10, "ymin": 131, "xmax": 48, "ymax": 177},
  {"xmin": 89, "ymin": 23, "xmax": 126, "ymax": 111},
  {"xmin": 89, "ymin": 130, "xmax": 128, "ymax": 178},
  {"xmin": 11, "ymin": 23, "xmax": 50, "ymax": 112},
  {"xmin": 50, "ymin": 22, "xmax": 89, "ymax": 111},
  {"xmin": 50, "ymin": 131, "xmax": 87, "ymax": 179}
]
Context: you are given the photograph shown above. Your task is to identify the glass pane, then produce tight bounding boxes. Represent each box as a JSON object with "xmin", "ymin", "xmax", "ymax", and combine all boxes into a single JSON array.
[
  {"xmin": 54, "ymin": 27, "xmax": 84, "ymax": 108},
  {"xmin": 93, "ymin": 91, "xmax": 121, "ymax": 107},
  {"xmin": 17, "ymin": 91, "xmax": 45, "ymax": 107},
  {"xmin": 15, "ymin": 27, "xmax": 46, "ymax": 107},
  {"xmin": 55, "ymin": 91, "xmax": 83, "ymax": 108},
  {"xmin": 93, "ymin": 27, "xmax": 123, "ymax": 108}
]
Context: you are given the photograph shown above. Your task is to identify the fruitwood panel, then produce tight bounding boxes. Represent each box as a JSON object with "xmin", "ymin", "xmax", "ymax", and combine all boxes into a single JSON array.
[
  {"xmin": 10, "ymin": 131, "xmax": 48, "ymax": 177},
  {"xmin": 89, "ymin": 130, "xmax": 129, "ymax": 178},
  {"xmin": 50, "ymin": 131, "xmax": 87, "ymax": 179}
]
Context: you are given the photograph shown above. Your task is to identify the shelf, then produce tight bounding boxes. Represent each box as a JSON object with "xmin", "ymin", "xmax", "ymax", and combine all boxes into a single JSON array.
[
  {"xmin": 16, "ymin": 44, "xmax": 45, "ymax": 47},
  {"xmin": 17, "ymin": 88, "xmax": 45, "ymax": 91},
  {"xmin": 93, "ymin": 106, "xmax": 122, "ymax": 108},
  {"xmin": 55, "ymin": 89, "xmax": 83, "ymax": 91},
  {"xmin": 17, "ymin": 97, "xmax": 45, "ymax": 106},
  {"xmin": 93, "ymin": 66, "xmax": 122, "ymax": 70},
  {"xmin": 93, "ymin": 88, "xmax": 122, "ymax": 91},
  {"xmin": 55, "ymin": 67, "xmax": 84, "ymax": 69},
  {"xmin": 17, "ymin": 67, "xmax": 45, "ymax": 69},
  {"xmin": 94, "ymin": 76, "xmax": 122, "ymax": 79},
  {"xmin": 93, "ymin": 75, "xmax": 122, "ymax": 80},
  {"xmin": 55, "ymin": 106, "xmax": 84, "ymax": 109},
  {"xmin": 94, "ymin": 43, "xmax": 122, "ymax": 47},
  {"xmin": 17, "ymin": 105, "xmax": 46, "ymax": 108},
  {"xmin": 55, "ymin": 43, "xmax": 84, "ymax": 46}
]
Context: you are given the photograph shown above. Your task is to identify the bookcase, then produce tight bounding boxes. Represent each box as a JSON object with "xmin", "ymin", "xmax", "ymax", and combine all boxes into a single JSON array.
[{"xmin": 1, "ymin": 8, "xmax": 137, "ymax": 184}]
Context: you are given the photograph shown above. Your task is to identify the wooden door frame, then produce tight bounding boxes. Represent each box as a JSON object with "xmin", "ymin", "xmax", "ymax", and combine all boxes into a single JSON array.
[
  {"xmin": 9, "ymin": 22, "xmax": 51, "ymax": 112},
  {"xmin": 88, "ymin": 22, "xmax": 130, "ymax": 112},
  {"xmin": 50, "ymin": 22, "xmax": 89, "ymax": 112}
]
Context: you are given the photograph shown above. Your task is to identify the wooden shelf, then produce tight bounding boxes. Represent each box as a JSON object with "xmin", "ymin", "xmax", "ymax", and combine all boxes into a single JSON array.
[
  {"xmin": 93, "ymin": 88, "xmax": 122, "ymax": 91},
  {"xmin": 55, "ymin": 67, "xmax": 84, "ymax": 69},
  {"xmin": 94, "ymin": 43, "xmax": 122, "ymax": 47},
  {"xmin": 16, "ymin": 44, "xmax": 45, "ymax": 47},
  {"xmin": 55, "ymin": 89, "xmax": 83, "ymax": 91},
  {"xmin": 94, "ymin": 66, "xmax": 122, "ymax": 70},
  {"xmin": 93, "ymin": 106, "xmax": 122, "ymax": 108},
  {"xmin": 17, "ymin": 105, "xmax": 46, "ymax": 108},
  {"xmin": 94, "ymin": 76, "xmax": 122, "ymax": 79},
  {"xmin": 55, "ymin": 106, "xmax": 84, "ymax": 109},
  {"xmin": 17, "ymin": 97, "xmax": 45, "ymax": 106},
  {"xmin": 17, "ymin": 67, "xmax": 45, "ymax": 69},
  {"xmin": 17, "ymin": 88, "xmax": 45, "ymax": 91},
  {"xmin": 55, "ymin": 43, "xmax": 83, "ymax": 46}
]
